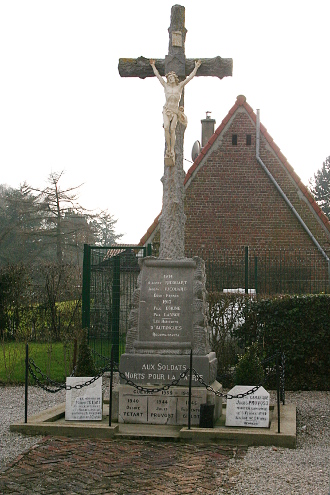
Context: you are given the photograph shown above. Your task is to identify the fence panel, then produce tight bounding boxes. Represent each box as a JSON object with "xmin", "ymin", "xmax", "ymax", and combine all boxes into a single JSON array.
[
  {"xmin": 82, "ymin": 245, "xmax": 145, "ymax": 364},
  {"xmin": 82, "ymin": 245, "xmax": 329, "ymax": 364},
  {"xmin": 186, "ymin": 247, "xmax": 329, "ymax": 295}
]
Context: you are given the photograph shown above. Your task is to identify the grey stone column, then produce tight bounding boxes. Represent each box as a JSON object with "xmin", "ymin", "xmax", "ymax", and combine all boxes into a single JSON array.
[{"xmin": 159, "ymin": 121, "xmax": 186, "ymax": 259}]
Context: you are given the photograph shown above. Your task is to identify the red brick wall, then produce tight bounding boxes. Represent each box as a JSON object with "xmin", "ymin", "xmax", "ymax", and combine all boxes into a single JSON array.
[{"xmin": 184, "ymin": 110, "xmax": 330, "ymax": 259}]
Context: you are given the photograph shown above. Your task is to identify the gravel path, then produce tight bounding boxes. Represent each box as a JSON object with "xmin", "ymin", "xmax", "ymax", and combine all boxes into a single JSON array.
[
  {"xmin": 218, "ymin": 391, "xmax": 330, "ymax": 494},
  {"xmin": 0, "ymin": 385, "xmax": 66, "ymax": 470},
  {"xmin": 0, "ymin": 386, "xmax": 329, "ymax": 494}
]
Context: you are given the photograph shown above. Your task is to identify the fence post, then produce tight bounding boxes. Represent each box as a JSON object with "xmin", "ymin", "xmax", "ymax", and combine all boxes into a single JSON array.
[
  {"xmin": 245, "ymin": 246, "xmax": 249, "ymax": 294},
  {"xmin": 281, "ymin": 353, "xmax": 286, "ymax": 405},
  {"xmin": 82, "ymin": 244, "xmax": 91, "ymax": 335},
  {"xmin": 188, "ymin": 349, "xmax": 193, "ymax": 430},
  {"xmin": 276, "ymin": 353, "xmax": 281, "ymax": 433},
  {"xmin": 112, "ymin": 255, "xmax": 121, "ymax": 363},
  {"xmin": 109, "ymin": 346, "xmax": 114, "ymax": 427},
  {"xmin": 254, "ymin": 256, "xmax": 258, "ymax": 295},
  {"xmin": 25, "ymin": 343, "xmax": 29, "ymax": 424}
]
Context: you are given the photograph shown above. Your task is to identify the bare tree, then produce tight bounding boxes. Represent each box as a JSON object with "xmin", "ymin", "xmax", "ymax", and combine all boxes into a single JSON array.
[{"xmin": 33, "ymin": 171, "xmax": 94, "ymax": 264}]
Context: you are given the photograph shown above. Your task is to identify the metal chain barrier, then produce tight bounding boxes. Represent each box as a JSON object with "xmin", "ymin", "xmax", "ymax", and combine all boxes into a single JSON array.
[
  {"xmin": 28, "ymin": 358, "xmax": 110, "ymax": 393},
  {"xmin": 28, "ymin": 356, "xmax": 190, "ymax": 395},
  {"xmin": 24, "ymin": 344, "xmax": 285, "ymax": 435},
  {"xmin": 28, "ymin": 351, "xmax": 285, "ymax": 401},
  {"xmin": 192, "ymin": 369, "xmax": 262, "ymax": 399}
]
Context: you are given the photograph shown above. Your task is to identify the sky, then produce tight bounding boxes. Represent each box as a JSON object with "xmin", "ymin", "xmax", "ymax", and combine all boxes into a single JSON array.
[{"xmin": 1, "ymin": 1, "xmax": 329, "ymax": 244}]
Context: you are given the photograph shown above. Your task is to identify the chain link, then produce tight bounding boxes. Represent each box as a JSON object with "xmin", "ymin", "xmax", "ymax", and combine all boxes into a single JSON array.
[{"xmin": 91, "ymin": 349, "xmax": 118, "ymax": 368}]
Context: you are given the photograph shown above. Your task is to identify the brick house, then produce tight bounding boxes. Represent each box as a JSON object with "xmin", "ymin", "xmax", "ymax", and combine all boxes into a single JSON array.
[{"xmin": 140, "ymin": 95, "xmax": 330, "ymax": 293}]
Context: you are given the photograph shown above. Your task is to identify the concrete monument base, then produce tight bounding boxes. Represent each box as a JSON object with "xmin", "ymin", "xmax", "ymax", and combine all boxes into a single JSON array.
[{"xmin": 117, "ymin": 381, "xmax": 222, "ymax": 426}]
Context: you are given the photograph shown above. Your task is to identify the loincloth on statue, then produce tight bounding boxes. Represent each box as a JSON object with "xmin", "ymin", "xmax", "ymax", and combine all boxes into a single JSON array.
[{"xmin": 163, "ymin": 105, "xmax": 188, "ymax": 127}]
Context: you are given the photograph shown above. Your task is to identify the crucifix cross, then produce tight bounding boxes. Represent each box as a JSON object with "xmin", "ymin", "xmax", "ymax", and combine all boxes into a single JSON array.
[{"xmin": 118, "ymin": 5, "xmax": 232, "ymax": 259}]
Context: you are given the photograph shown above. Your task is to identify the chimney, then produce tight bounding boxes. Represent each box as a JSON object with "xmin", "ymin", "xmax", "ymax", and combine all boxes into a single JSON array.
[{"xmin": 201, "ymin": 111, "xmax": 216, "ymax": 147}]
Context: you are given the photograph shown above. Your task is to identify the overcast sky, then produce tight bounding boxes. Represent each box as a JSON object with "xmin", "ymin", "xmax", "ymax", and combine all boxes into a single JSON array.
[{"xmin": 1, "ymin": 1, "xmax": 329, "ymax": 243}]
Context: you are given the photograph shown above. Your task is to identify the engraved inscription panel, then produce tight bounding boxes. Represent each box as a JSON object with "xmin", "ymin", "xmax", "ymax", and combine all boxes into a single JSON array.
[
  {"xmin": 119, "ymin": 353, "xmax": 214, "ymax": 386},
  {"xmin": 225, "ymin": 386, "xmax": 270, "ymax": 428},
  {"xmin": 65, "ymin": 377, "xmax": 102, "ymax": 421},
  {"xmin": 138, "ymin": 263, "xmax": 194, "ymax": 344},
  {"xmin": 118, "ymin": 385, "xmax": 207, "ymax": 425}
]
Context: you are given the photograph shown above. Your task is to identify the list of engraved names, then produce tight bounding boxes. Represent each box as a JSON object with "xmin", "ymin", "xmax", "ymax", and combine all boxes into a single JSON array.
[{"xmin": 139, "ymin": 265, "xmax": 194, "ymax": 343}]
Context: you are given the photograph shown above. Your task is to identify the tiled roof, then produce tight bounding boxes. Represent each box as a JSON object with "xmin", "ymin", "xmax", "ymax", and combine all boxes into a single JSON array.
[
  {"xmin": 139, "ymin": 213, "xmax": 162, "ymax": 246},
  {"xmin": 139, "ymin": 95, "xmax": 330, "ymax": 245}
]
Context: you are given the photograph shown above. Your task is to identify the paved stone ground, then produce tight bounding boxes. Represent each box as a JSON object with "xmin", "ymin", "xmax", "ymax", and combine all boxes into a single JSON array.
[{"xmin": 0, "ymin": 437, "xmax": 246, "ymax": 494}]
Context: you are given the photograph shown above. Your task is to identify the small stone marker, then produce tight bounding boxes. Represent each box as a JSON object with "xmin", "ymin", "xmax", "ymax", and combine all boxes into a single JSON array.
[
  {"xmin": 65, "ymin": 377, "xmax": 102, "ymax": 421},
  {"xmin": 225, "ymin": 386, "xmax": 270, "ymax": 428}
]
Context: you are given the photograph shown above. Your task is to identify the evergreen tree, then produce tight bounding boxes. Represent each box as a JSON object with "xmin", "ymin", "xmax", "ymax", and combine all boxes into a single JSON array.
[
  {"xmin": 75, "ymin": 330, "xmax": 97, "ymax": 377},
  {"xmin": 309, "ymin": 156, "xmax": 330, "ymax": 219},
  {"xmin": 90, "ymin": 209, "xmax": 122, "ymax": 246},
  {"xmin": 234, "ymin": 342, "xmax": 264, "ymax": 386}
]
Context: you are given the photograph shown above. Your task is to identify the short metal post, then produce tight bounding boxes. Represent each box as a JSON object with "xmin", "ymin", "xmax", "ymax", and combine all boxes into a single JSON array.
[
  {"xmin": 188, "ymin": 349, "xmax": 193, "ymax": 430},
  {"xmin": 281, "ymin": 353, "xmax": 286, "ymax": 405},
  {"xmin": 109, "ymin": 346, "xmax": 114, "ymax": 427},
  {"xmin": 25, "ymin": 343, "xmax": 29, "ymax": 424},
  {"xmin": 276, "ymin": 353, "xmax": 281, "ymax": 433}
]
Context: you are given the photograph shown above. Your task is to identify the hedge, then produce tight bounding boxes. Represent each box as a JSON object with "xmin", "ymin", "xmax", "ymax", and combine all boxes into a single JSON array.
[{"xmin": 235, "ymin": 294, "xmax": 330, "ymax": 390}]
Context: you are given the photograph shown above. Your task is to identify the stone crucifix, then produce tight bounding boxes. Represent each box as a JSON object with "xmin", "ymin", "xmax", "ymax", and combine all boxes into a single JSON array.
[
  {"xmin": 118, "ymin": 5, "xmax": 232, "ymax": 259},
  {"xmin": 150, "ymin": 58, "xmax": 202, "ymax": 165}
]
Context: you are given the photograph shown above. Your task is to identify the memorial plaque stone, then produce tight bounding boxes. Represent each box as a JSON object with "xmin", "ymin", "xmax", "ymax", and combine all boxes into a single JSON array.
[
  {"xmin": 65, "ymin": 377, "xmax": 102, "ymax": 421},
  {"xmin": 118, "ymin": 385, "xmax": 207, "ymax": 425},
  {"xmin": 225, "ymin": 386, "xmax": 270, "ymax": 428},
  {"xmin": 120, "ymin": 257, "xmax": 218, "ymax": 388},
  {"xmin": 138, "ymin": 259, "xmax": 194, "ymax": 346}
]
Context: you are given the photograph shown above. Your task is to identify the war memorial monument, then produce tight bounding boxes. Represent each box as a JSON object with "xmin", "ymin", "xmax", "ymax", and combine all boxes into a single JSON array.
[{"xmin": 116, "ymin": 5, "xmax": 233, "ymax": 425}]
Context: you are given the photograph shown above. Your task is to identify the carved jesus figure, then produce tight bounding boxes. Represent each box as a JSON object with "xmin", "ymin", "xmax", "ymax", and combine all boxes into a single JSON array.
[{"xmin": 150, "ymin": 59, "xmax": 202, "ymax": 163}]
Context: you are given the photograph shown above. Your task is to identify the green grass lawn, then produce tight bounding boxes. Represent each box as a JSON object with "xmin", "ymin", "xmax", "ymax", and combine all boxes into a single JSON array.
[{"xmin": 0, "ymin": 341, "xmax": 74, "ymax": 384}]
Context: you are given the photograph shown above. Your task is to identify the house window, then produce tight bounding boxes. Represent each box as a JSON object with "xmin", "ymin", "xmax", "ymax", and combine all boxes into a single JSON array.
[
  {"xmin": 246, "ymin": 134, "xmax": 252, "ymax": 146},
  {"xmin": 232, "ymin": 134, "xmax": 237, "ymax": 145}
]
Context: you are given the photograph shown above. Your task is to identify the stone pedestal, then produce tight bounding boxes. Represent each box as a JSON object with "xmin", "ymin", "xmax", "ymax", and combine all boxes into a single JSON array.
[
  {"xmin": 116, "ymin": 256, "xmax": 222, "ymax": 426},
  {"xmin": 119, "ymin": 352, "xmax": 217, "ymax": 386},
  {"xmin": 124, "ymin": 257, "xmax": 212, "ymax": 357},
  {"xmin": 118, "ymin": 382, "xmax": 222, "ymax": 426}
]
